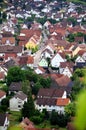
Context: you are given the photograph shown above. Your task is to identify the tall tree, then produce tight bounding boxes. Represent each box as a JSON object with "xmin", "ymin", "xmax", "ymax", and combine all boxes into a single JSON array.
[{"xmin": 22, "ymin": 91, "xmax": 35, "ymax": 118}]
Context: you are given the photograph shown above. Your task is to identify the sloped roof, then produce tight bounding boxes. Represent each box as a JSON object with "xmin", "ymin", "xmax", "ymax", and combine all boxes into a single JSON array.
[
  {"xmin": 37, "ymin": 98, "xmax": 56, "ymax": 106},
  {"xmin": 56, "ymin": 98, "xmax": 70, "ymax": 106},
  {"xmin": 14, "ymin": 91, "xmax": 27, "ymax": 100},
  {"xmin": 37, "ymin": 88, "xmax": 64, "ymax": 98},
  {"xmin": 0, "ymin": 90, "xmax": 6, "ymax": 98},
  {"xmin": 1, "ymin": 37, "xmax": 15, "ymax": 44},
  {"xmin": 9, "ymin": 82, "xmax": 22, "ymax": 91},
  {"xmin": 55, "ymin": 75, "xmax": 71, "ymax": 87}
]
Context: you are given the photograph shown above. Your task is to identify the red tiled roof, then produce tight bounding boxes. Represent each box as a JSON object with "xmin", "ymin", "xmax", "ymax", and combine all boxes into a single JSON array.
[
  {"xmin": 0, "ymin": 90, "xmax": 6, "ymax": 98},
  {"xmin": 1, "ymin": 37, "xmax": 15, "ymax": 44},
  {"xmin": 56, "ymin": 98, "xmax": 70, "ymax": 106},
  {"xmin": 0, "ymin": 72, "xmax": 5, "ymax": 80},
  {"xmin": 78, "ymin": 50, "xmax": 86, "ymax": 56},
  {"xmin": 56, "ymin": 75, "xmax": 71, "ymax": 87},
  {"xmin": 27, "ymin": 56, "xmax": 34, "ymax": 64},
  {"xmin": 20, "ymin": 29, "xmax": 41, "ymax": 38}
]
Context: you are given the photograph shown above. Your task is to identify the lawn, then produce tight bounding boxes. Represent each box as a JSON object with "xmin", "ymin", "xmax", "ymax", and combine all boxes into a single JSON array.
[{"xmin": 9, "ymin": 111, "xmax": 22, "ymax": 126}]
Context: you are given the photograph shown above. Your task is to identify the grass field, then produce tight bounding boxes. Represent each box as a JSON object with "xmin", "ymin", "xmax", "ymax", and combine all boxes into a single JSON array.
[{"xmin": 9, "ymin": 111, "xmax": 22, "ymax": 126}]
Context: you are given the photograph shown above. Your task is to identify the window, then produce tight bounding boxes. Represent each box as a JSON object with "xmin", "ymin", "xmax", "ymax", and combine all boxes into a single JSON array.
[{"xmin": 18, "ymin": 105, "xmax": 21, "ymax": 108}]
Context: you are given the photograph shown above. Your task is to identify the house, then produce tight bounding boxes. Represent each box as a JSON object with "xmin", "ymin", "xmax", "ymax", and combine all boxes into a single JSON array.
[
  {"xmin": 55, "ymin": 75, "xmax": 71, "ymax": 88},
  {"xmin": 72, "ymin": 45, "xmax": 81, "ymax": 57},
  {"xmin": 75, "ymin": 56, "xmax": 86, "ymax": 67},
  {"xmin": 1, "ymin": 37, "xmax": 15, "ymax": 46},
  {"xmin": 56, "ymin": 98, "xmax": 70, "ymax": 114},
  {"xmin": 61, "ymin": 66, "xmax": 73, "ymax": 78},
  {"xmin": 51, "ymin": 53, "xmax": 65, "ymax": 68},
  {"xmin": 78, "ymin": 50, "xmax": 86, "ymax": 62},
  {"xmin": 27, "ymin": 55, "xmax": 34, "ymax": 69},
  {"xmin": 0, "ymin": 45, "xmax": 23, "ymax": 61},
  {"xmin": 9, "ymin": 91, "xmax": 27, "ymax": 111},
  {"xmin": 44, "ymin": 43, "xmax": 55, "ymax": 54},
  {"xmin": 9, "ymin": 82, "xmax": 22, "ymax": 94},
  {"xmin": 0, "ymin": 66, "xmax": 7, "ymax": 76},
  {"xmin": 39, "ymin": 57, "xmax": 48, "ymax": 68},
  {"xmin": 19, "ymin": 29, "xmax": 42, "ymax": 49},
  {"xmin": 36, "ymin": 88, "xmax": 68, "ymax": 112},
  {"xmin": 82, "ymin": 52, "xmax": 86, "ymax": 61},
  {"xmin": 0, "ymin": 113, "xmax": 9, "ymax": 130},
  {"xmin": 59, "ymin": 62, "xmax": 74, "ymax": 74},
  {"xmin": 0, "ymin": 90, "xmax": 6, "ymax": 103},
  {"xmin": 35, "ymin": 66, "xmax": 46, "ymax": 74},
  {"xmin": 3, "ymin": 58, "xmax": 18, "ymax": 70},
  {"xmin": 41, "ymin": 49, "xmax": 53, "ymax": 59}
]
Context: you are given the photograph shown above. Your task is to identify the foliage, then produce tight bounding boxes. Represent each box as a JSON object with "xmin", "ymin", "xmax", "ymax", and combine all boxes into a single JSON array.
[
  {"xmin": 50, "ymin": 110, "xmax": 69, "ymax": 127},
  {"xmin": 1, "ymin": 97, "xmax": 9, "ymax": 107},
  {"xmin": 32, "ymin": 81, "xmax": 42, "ymax": 95},
  {"xmin": 39, "ymin": 77, "xmax": 51, "ymax": 88},
  {"xmin": 74, "ymin": 90, "xmax": 86, "ymax": 130},
  {"xmin": 67, "ymin": 17, "xmax": 77, "ymax": 26},
  {"xmin": 22, "ymin": 92, "xmax": 35, "ymax": 118},
  {"xmin": 31, "ymin": 116, "xmax": 43, "ymax": 124},
  {"xmin": 71, "ymin": 77, "xmax": 82, "ymax": 100},
  {"xmin": 6, "ymin": 66, "xmax": 25, "ymax": 85},
  {"xmin": 22, "ymin": 80, "xmax": 31, "ymax": 95},
  {"xmin": 67, "ymin": 34, "xmax": 75, "ymax": 42},
  {"xmin": 65, "ymin": 102, "xmax": 76, "ymax": 116},
  {"xmin": 0, "ymin": 105, "xmax": 7, "ymax": 112},
  {"xmin": 71, "ymin": 68, "xmax": 86, "ymax": 100}
]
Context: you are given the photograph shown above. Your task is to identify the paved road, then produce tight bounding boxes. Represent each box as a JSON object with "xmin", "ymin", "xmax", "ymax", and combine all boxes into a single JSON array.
[{"xmin": 33, "ymin": 27, "xmax": 48, "ymax": 68}]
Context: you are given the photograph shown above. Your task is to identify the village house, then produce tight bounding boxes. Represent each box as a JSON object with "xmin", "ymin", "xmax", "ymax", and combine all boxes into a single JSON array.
[
  {"xmin": 51, "ymin": 52, "xmax": 65, "ymax": 68},
  {"xmin": 1, "ymin": 37, "xmax": 15, "ymax": 46},
  {"xmin": 9, "ymin": 82, "xmax": 22, "ymax": 94},
  {"xmin": 9, "ymin": 91, "xmax": 27, "ymax": 111},
  {"xmin": 35, "ymin": 66, "xmax": 46, "ymax": 74},
  {"xmin": 35, "ymin": 88, "xmax": 70, "ymax": 113},
  {"xmin": 0, "ymin": 45, "xmax": 23, "ymax": 62},
  {"xmin": 0, "ymin": 113, "xmax": 9, "ymax": 130}
]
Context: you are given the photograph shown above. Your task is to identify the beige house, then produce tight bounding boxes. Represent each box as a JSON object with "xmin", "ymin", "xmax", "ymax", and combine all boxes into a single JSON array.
[{"xmin": 9, "ymin": 92, "xmax": 27, "ymax": 111}]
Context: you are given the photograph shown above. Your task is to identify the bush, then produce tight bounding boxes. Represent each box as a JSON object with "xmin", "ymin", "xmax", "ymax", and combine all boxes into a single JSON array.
[{"xmin": 30, "ymin": 116, "xmax": 43, "ymax": 124}]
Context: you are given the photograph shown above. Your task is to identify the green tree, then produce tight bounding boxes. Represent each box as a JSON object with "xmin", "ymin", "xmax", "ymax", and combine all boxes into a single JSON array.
[
  {"xmin": 6, "ymin": 66, "xmax": 24, "ymax": 85},
  {"xmin": 32, "ymin": 81, "xmax": 42, "ymax": 95},
  {"xmin": 67, "ymin": 17, "xmax": 77, "ymax": 26},
  {"xmin": 22, "ymin": 92, "xmax": 35, "ymax": 118},
  {"xmin": 65, "ymin": 102, "xmax": 76, "ymax": 117},
  {"xmin": 39, "ymin": 77, "xmax": 51, "ymax": 88},
  {"xmin": 50, "ymin": 110, "xmax": 58, "ymax": 125},
  {"xmin": 1, "ymin": 97, "xmax": 9, "ymax": 107},
  {"xmin": 67, "ymin": 34, "xmax": 75, "ymax": 42},
  {"xmin": 22, "ymin": 80, "xmax": 31, "ymax": 95}
]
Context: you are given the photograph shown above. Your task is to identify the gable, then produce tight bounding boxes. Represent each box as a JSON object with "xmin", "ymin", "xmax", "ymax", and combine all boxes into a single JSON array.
[
  {"xmin": 51, "ymin": 53, "xmax": 64, "ymax": 67},
  {"xmin": 39, "ymin": 58, "xmax": 48, "ymax": 67},
  {"xmin": 75, "ymin": 56, "xmax": 85, "ymax": 63}
]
